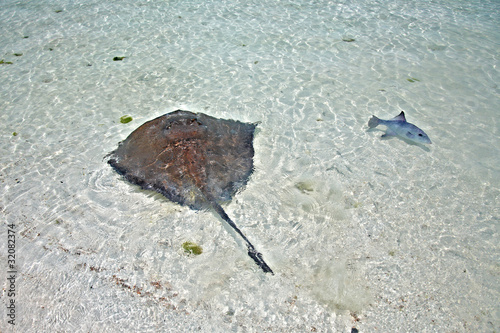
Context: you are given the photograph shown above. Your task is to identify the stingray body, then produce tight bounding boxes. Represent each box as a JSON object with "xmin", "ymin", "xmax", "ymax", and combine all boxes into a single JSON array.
[{"xmin": 108, "ymin": 110, "xmax": 272, "ymax": 274}]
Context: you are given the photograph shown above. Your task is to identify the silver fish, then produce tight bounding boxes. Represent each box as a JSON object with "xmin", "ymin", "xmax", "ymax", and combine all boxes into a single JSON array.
[{"xmin": 368, "ymin": 111, "xmax": 431, "ymax": 144}]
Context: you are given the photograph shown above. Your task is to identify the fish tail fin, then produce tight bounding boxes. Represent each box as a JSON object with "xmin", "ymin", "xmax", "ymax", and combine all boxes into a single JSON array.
[
  {"xmin": 368, "ymin": 116, "xmax": 380, "ymax": 128},
  {"xmin": 211, "ymin": 201, "xmax": 274, "ymax": 274}
]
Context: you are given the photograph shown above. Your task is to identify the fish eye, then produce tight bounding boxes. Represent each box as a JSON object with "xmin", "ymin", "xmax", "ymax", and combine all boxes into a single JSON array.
[{"xmin": 418, "ymin": 133, "xmax": 423, "ymax": 137}]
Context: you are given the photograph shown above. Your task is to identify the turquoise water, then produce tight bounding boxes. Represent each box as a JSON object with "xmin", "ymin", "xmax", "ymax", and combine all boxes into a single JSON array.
[{"xmin": 1, "ymin": 0, "xmax": 498, "ymax": 332}]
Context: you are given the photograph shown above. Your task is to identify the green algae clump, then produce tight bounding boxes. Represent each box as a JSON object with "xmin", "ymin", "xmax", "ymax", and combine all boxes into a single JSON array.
[
  {"xmin": 182, "ymin": 241, "xmax": 203, "ymax": 256},
  {"xmin": 120, "ymin": 115, "xmax": 133, "ymax": 124}
]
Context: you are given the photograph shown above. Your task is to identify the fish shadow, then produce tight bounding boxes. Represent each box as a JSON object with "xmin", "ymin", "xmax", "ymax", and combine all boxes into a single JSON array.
[{"xmin": 367, "ymin": 128, "xmax": 431, "ymax": 152}]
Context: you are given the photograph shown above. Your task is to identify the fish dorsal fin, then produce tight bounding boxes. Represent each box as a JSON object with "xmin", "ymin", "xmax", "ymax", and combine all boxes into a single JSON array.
[{"xmin": 391, "ymin": 111, "xmax": 406, "ymax": 122}]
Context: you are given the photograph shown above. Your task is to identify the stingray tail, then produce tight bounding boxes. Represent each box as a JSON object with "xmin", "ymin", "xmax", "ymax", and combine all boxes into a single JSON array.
[{"xmin": 211, "ymin": 202, "xmax": 274, "ymax": 274}]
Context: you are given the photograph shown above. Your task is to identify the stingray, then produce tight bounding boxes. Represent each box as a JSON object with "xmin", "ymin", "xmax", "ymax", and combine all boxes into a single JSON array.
[{"xmin": 107, "ymin": 110, "xmax": 273, "ymax": 274}]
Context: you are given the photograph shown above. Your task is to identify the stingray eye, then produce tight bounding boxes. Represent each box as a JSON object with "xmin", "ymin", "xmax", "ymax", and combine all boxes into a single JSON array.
[{"xmin": 189, "ymin": 118, "xmax": 203, "ymax": 127}]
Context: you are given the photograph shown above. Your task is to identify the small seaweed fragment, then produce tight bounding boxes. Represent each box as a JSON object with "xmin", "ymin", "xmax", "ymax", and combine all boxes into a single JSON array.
[
  {"xmin": 12, "ymin": 132, "xmax": 18, "ymax": 136},
  {"xmin": 13, "ymin": 53, "xmax": 23, "ymax": 57},
  {"xmin": 427, "ymin": 44, "xmax": 446, "ymax": 51},
  {"xmin": 54, "ymin": 9, "xmax": 63, "ymax": 13},
  {"xmin": 113, "ymin": 56, "xmax": 126, "ymax": 61},
  {"xmin": 295, "ymin": 181, "xmax": 314, "ymax": 193},
  {"xmin": 342, "ymin": 38, "xmax": 355, "ymax": 42},
  {"xmin": 120, "ymin": 115, "xmax": 133, "ymax": 124},
  {"xmin": 182, "ymin": 241, "xmax": 203, "ymax": 255},
  {"xmin": 0, "ymin": 60, "xmax": 13, "ymax": 65},
  {"xmin": 407, "ymin": 77, "xmax": 420, "ymax": 83}
]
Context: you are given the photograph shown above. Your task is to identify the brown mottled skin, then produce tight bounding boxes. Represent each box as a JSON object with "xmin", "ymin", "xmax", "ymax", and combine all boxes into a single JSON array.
[{"xmin": 108, "ymin": 110, "xmax": 272, "ymax": 274}]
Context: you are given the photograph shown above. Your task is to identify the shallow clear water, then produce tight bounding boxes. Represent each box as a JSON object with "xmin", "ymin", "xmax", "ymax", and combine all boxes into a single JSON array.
[{"xmin": 1, "ymin": 0, "xmax": 498, "ymax": 332}]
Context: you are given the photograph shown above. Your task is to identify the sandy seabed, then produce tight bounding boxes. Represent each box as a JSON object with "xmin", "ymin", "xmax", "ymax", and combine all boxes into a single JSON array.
[{"xmin": 0, "ymin": 0, "xmax": 499, "ymax": 332}]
